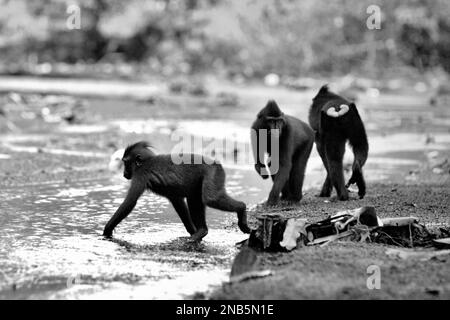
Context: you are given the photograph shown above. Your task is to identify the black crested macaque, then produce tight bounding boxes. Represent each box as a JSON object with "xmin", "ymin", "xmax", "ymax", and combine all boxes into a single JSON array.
[
  {"xmin": 103, "ymin": 141, "xmax": 250, "ymax": 241},
  {"xmin": 251, "ymin": 100, "xmax": 314, "ymax": 206},
  {"xmin": 309, "ymin": 85, "xmax": 369, "ymax": 200}
]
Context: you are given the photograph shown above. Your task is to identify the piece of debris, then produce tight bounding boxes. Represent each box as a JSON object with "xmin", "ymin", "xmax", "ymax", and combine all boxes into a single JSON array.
[
  {"xmin": 382, "ymin": 217, "xmax": 418, "ymax": 227},
  {"xmin": 249, "ymin": 213, "xmax": 288, "ymax": 251},
  {"xmin": 307, "ymin": 207, "xmax": 380, "ymax": 241},
  {"xmin": 279, "ymin": 218, "xmax": 308, "ymax": 250},
  {"xmin": 373, "ymin": 217, "xmax": 433, "ymax": 247},
  {"xmin": 249, "ymin": 207, "xmax": 380, "ymax": 251},
  {"xmin": 248, "ymin": 206, "xmax": 446, "ymax": 251},
  {"xmin": 308, "ymin": 230, "xmax": 354, "ymax": 246},
  {"xmin": 433, "ymin": 238, "xmax": 450, "ymax": 249}
]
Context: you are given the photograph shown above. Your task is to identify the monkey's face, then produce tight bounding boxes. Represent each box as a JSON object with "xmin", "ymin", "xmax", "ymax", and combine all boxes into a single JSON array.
[
  {"xmin": 122, "ymin": 157, "xmax": 133, "ymax": 180},
  {"xmin": 322, "ymin": 103, "xmax": 349, "ymax": 118},
  {"xmin": 122, "ymin": 153, "xmax": 144, "ymax": 180},
  {"xmin": 265, "ymin": 116, "xmax": 285, "ymax": 136}
]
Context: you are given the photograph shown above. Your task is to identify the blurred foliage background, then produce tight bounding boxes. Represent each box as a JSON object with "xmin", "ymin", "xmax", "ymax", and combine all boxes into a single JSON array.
[{"xmin": 0, "ymin": 0, "xmax": 449, "ymax": 79}]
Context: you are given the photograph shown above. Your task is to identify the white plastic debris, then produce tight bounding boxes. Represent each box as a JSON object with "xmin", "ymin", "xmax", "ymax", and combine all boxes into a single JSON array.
[
  {"xmin": 280, "ymin": 218, "xmax": 308, "ymax": 251},
  {"xmin": 381, "ymin": 216, "xmax": 418, "ymax": 227}
]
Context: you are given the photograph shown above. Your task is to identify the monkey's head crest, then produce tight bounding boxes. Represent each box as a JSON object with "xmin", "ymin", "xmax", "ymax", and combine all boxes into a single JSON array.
[
  {"xmin": 124, "ymin": 141, "xmax": 155, "ymax": 159},
  {"xmin": 258, "ymin": 99, "xmax": 284, "ymax": 118}
]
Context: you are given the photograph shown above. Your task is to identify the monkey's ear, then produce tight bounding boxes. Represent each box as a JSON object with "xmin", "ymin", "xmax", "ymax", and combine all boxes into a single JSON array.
[{"xmin": 135, "ymin": 154, "xmax": 143, "ymax": 167}]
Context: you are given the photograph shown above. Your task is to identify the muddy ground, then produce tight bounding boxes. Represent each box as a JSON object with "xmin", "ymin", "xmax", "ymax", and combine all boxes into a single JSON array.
[
  {"xmin": 0, "ymin": 77, "xmax": 449, "ymax": 299},
  {"xmin": 210, "ymin": 182, "xmax": 450, "ymax": 300}
]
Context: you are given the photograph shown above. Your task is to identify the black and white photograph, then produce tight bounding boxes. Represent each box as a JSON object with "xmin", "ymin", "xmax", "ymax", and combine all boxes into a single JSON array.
[{"xmin": 0, "ymin": 0, "xmax": 449, "ymax": 304}]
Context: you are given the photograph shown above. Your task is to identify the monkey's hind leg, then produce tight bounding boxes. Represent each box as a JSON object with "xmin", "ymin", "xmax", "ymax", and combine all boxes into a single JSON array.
[
  {"xmin": 287, "ymin": 140, "xmax": 314, "ymax": 202},
  {"xmin": 325, "ymin": 137, "xmax": 348, "ymax": 201},
  {"xmin": 169, "ymin": 197, "xmax": 197, "ymax": 236},
  {"xmin": 315, "ymin": 138, "xmax": 332, "ymax": 197},
  {"xmin": 202, "ymin": 168, "xmax": 250, "ymax": 234},
  {"xmin": 280, "ymin": 182, "xmax": 292, "ymax": 201},
  {"xmin": 206, "ymin": 192, "xmax": 250, "ymax": 234},
  {"xmin": 346, "ymin": 159, "xmax": 366, "ymax": 199},
  {"xmin": 187, "ymin": 194, "xmax": 208, "ymax": 242},
  {"xmin": 347, "ymin": 132, "xmax": 368, "ymax": 199}
]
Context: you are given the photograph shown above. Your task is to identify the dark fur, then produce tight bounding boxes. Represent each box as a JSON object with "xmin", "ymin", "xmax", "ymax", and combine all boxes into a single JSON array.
[
  {"xmin": 308, "ymin": 85, "xmax": 369, "ymax": 200},
  {"xmin": 103, "ymin": 141, "xmax": 250, "ymax": 241},
  {"xmin": 251, "ymin": 100, "xmax": 314, "ymax": 205}
]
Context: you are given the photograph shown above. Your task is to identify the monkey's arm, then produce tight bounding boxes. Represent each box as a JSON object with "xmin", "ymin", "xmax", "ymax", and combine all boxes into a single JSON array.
[
  {"xmin": 267, "ymin": 153, "xmax": 292, "ymax": 206},
  {"xmin": 103, "ymin": 181, "xmax": 145, "ymax": 237},
  {"xmin": 251, "ymin": 125, "xmax": 269, "ymax": 179}
]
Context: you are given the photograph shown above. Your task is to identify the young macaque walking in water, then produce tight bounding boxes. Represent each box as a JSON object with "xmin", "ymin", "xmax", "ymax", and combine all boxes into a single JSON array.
[{"xmin": 103, "ymin": 141, "xmax": 250, "ymax": 241}]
